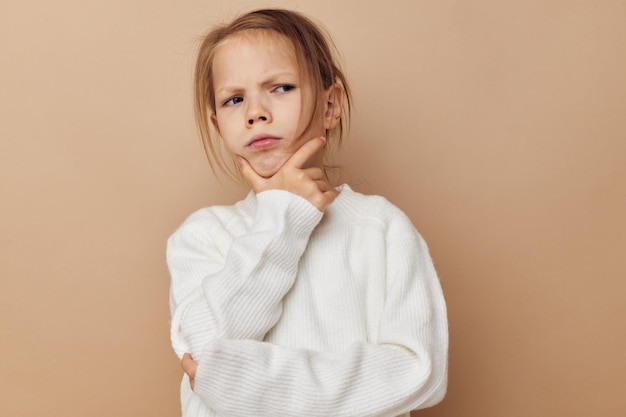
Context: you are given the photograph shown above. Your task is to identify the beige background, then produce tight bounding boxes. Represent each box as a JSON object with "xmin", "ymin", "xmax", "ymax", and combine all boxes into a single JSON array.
[{"xmin": 1, "ymin": 0, "xmax": 625, "ymax": 416}]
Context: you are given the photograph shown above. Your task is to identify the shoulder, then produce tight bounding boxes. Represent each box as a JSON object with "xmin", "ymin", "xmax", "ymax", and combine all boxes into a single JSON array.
[
  {"xmin": 334, "ymin": 185, "xmax": 431, "ymax": 257},
  {"xmin": 336, "ymin": 185, "xmax": 435, "ymax": 279},
  {"xmin": 167, "ymin": 193, "xmax": 255, "ymax": 253},
  {"xmin": 334, "ymin": 184, "xmax": 416, "ymax": 232}
]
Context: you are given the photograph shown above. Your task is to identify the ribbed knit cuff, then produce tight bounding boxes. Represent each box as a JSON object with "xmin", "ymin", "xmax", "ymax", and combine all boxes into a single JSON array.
[{"xmin": 255, "ymin": 189, "xmax": 323, "ymax": 239}]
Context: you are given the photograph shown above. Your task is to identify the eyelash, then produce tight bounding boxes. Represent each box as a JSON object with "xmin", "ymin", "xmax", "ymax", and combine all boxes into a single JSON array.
[
  {"xmin": 274, "ymin": 84, "xmax": 294, "ymax": 93},
  {"xmin": 221, "ymin": 85, "xmax": 295, "ymax": 107},
  {"xmin": 223, "ymin": 97, "xmax": 243, "ymax": 107}
]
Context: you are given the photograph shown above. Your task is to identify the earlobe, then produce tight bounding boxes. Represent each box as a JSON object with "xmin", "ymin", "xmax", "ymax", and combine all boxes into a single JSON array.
[{"xmin": 324, "ymin": 84, "xmax": 344, "ymax": 130}]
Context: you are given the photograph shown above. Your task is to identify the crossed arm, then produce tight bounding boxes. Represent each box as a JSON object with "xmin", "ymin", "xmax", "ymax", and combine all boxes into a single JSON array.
[
  {"xmin": 174, "ymin": 137, "xmax": 336, "ymax": 387},
  {"xmin": 169, "ymin": 137, "xmax": 448, "ymax": 415}
]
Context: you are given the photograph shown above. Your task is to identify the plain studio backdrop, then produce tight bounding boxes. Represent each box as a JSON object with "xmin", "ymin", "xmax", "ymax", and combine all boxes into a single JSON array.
[{"xmin": 1, "ymin": 0, "xmax": 625, "ymax": 416}]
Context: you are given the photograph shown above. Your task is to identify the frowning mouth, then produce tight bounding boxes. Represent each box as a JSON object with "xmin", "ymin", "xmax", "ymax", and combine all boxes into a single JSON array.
[{"xmin": 247, "ymin": 134, "xmax": 281, "ymax": 150}]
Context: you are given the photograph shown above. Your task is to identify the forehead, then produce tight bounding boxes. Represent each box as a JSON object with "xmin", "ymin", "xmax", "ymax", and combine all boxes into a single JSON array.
[
  {"xmin": 224, "ymin": 29, "xmax": 295, "ymax": 53},
  {"xmin": 212, "ymin": 30, "xmax": 299, "ymax": 77}
]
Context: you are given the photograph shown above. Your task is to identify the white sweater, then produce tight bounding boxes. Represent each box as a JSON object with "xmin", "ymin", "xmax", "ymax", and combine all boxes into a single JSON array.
[{"xmin": 168, "ymin": 185, "xmax": 448, "ymax": 417}]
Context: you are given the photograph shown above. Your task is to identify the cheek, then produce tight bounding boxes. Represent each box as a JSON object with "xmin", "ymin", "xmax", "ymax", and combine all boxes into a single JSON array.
[
  {"xmin": 290, "ymin": 109, "xmax": 317, "ymax": 139},
  {"xmin": 222, "ymin": 142, "xmax": 237, "ymax": 156},
  {"xmin": 294, "ymin": 116, "xmax": 324, "ymax": 141},
  {"xmin": 216, "ymin": 134, "xmax": 237, "ymax": 157},
  {"xmin": 215, "ymin": 116, "xmax": 238, "ymax": 153}
]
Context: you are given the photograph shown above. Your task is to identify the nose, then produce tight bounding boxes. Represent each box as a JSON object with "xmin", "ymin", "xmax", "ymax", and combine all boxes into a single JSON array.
[
  {"xmin": 246, "ymin": 98, "xmax": 271, "ymax": 126},
  {"xmin": 248, "ymin": 115, "xmax": 267, "ymax": 125}
]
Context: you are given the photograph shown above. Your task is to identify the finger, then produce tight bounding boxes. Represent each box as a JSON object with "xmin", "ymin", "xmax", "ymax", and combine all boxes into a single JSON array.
[
  {"xmin": 301, "ymin": 167, "xmax": 324, "ymax": 181},
  {"xmin": 181, "ymin": 353, "xmax": 191, "ymax": 371},
  {"xmin": 237, "ymin": 156, "xmax": 265, "ymax": 191},
  {"xmin": 181, "ymin": 353, "xmax": 197, "ymax": 378},
  {"xmin": 284, "ymin": 137, "xmax": 326, "ymax": 169},
  {"xmin": 314, "ymin": 178, "xmax": 339, "ymax": 192},
  {"xmin": 311, "ymin": 188, "xmax": 338, "ymax": 211}
]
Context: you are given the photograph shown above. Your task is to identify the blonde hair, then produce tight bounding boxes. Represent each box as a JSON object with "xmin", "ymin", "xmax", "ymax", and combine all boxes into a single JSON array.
[{"xmin": 194, "ymin": 8, "xmax": 352, "ymax": 178}]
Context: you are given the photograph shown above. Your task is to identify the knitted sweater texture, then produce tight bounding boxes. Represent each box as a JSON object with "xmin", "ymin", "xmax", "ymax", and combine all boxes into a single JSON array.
[{"xmin": 168, "ymin": 185, "xmax": 448, "ymax": 417}]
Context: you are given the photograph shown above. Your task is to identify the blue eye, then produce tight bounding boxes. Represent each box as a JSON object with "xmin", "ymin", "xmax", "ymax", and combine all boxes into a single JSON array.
[
  {"xmin": 275, "ymin": 85, "xmax": 294, "ymax": 93},
  {"xmin": 224, "ymin": 97, "xmax": 243, "ymax": 106}
]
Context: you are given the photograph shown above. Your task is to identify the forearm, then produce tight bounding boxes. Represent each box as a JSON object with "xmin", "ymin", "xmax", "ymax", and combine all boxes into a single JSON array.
[
  {"xmin": 193, "ymin": 339, "xmax": 446, "ymax": 417},
  {"xmin": 169, "ymin": 190, "xmax": 323, "ymax": 358},
  {"xmin": 190, "ymin": 224, "xmax": 448, "ymax": 415},
  {"xmin": 201, "ymin": 195, "xmax": 320, "ymax": 340}
]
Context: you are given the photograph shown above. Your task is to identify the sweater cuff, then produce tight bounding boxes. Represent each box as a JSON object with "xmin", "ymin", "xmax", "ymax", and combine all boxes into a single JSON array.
[{"xmin": 255, "ymin": 189, "xmax": 323, "ymax": 239}]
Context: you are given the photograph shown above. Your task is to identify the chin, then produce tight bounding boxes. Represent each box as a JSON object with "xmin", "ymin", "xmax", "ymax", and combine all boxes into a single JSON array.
[
  {"xmin": 251, "ymin": 155, "xmax": 289, "ymax": 178},
  {"xmin": 254, "ymin": 168, "xmax": 279, "ymax": 179}
]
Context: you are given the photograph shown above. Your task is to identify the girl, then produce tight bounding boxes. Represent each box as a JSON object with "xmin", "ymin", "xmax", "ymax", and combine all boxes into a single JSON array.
[{"xmin": 168, "ymin": 8, "xmax": 448, "ymax": 417}]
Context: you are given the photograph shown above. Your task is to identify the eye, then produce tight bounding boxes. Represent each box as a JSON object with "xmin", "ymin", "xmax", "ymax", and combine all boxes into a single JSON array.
[
  {"xmin": 223, "ymin": 96, "xmax": 243, "ymax": 106},
  {"xmin": 274, "ymin": 85, "xmax": 295, "ymax": 93}
]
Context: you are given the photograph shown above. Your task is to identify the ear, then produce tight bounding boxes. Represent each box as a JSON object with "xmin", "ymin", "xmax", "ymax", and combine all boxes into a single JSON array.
[
  {"xmin": 210, "ymin": 113, "xmax": 220, "ymax": 135},
  {"xmin": 323, "ymin": 83, "xmax": 344, "ymax": 130}
]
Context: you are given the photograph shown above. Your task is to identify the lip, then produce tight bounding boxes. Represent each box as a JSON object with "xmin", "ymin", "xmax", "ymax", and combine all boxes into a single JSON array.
[{"xmin": 246, "ymin": 134, "xmax": 281, "ymax": 150}]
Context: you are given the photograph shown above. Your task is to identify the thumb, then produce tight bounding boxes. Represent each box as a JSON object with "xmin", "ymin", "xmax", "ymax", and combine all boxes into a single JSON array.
[{"xmin": 237, "ymin": 156, "xmax": 265, "ymax": 192}]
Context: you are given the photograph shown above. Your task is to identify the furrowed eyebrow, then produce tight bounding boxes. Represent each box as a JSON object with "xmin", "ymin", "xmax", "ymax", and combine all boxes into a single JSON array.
[
  {"xmin": 215, "ymin": 71, "xmax": 299, "ymax": 97},
  {"xmin": 262, "ymin": 71, "xmax": 298, "ymax": 84},
  {"xmin": 215, "ymin": 86, "xmax": 243, "ymax": 98}
]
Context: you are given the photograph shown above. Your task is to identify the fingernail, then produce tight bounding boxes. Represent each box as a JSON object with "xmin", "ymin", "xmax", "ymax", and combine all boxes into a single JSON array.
[{"xmin": 320, "ymin": 137, "xmax": 327, "ymax": 144}]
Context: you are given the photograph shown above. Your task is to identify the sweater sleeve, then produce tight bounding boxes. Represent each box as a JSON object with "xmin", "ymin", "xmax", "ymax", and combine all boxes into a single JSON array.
[
  {"xmin": 168, "ymin": 190, "xmax": 323, "ymax": 360},
  {"xmin": 191, "ymin": 221, "xmax": 448, "ymax": 417}
]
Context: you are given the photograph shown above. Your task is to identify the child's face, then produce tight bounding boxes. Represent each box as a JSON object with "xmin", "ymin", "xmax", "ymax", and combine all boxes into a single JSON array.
[{"xmin": 210, "ymin": 31, "xmax": 325, "ymax": 178}]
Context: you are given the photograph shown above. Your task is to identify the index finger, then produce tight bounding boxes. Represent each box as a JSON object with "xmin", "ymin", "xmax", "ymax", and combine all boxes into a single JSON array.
[{"xmin": 284, "ymin": 137, "xmax": 326, "ymax": 169}]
